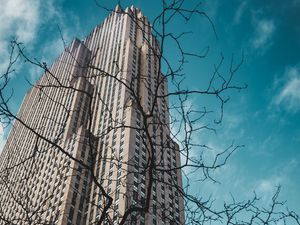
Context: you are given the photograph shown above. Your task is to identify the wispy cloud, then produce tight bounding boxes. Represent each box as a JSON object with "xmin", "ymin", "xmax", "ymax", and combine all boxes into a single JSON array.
[
  {"xmin": 273, "ymin": 66, "xmax": 300, "ymax": 112},
  {"xmin": 253, "ymin": 158, "xmax": 298, "ymax": 203},
  {"xmin": 234, "ymin": 1, "xmax": 247, "ymax": 24},
  {"xmin": 252, "ymin": 19, "xmax": 275, "ymax": 49},
  {"xmin": 256, "ymin": 176, "xmax": 282, "ymax": 197},
  {"xmin": 0, "ymin": 0, "xmax": 41, "ymax": 43},
  {"xmin": 0, "ymin": 0, "xmax": 42, "ymax": 73},
  {"xmin": 201, "ymin": 0, "xmax": 220, "ymax": 21},
  {"xmin": 0, "ymin": 0, "xmax": 83, "ymax": 86}
]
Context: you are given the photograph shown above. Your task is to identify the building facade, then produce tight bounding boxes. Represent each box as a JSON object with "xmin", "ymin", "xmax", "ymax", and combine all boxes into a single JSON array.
[{"xmin": 0, "ymin": 5, "xmax": 185, "ymax": 225}]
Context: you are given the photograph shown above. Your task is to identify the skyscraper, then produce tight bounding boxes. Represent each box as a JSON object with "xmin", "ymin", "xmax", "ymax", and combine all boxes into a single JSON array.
[{"xmin": 0, "ymin": 5, "xmax": 185, "ymax": 225}]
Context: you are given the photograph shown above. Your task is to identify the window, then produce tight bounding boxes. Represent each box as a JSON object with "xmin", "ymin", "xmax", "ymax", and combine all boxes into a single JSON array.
[{"xmin": 68, "ymin": 207, "xmax": 74, "ymax": 220}]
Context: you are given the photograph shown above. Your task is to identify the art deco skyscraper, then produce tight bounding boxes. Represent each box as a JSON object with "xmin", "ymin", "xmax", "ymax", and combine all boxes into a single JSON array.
[{"xmin": 0, "ymin": 5, "xmax": 185, "ymax": 225}]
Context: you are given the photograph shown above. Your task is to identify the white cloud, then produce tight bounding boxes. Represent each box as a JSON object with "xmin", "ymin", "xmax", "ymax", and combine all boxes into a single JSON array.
[
  {"xmin": 0, "ymin": 0, "xmax": 41, "ymax": 72},
  {"xmin": 252, "ymin": 19, "xmax": 275, "ymax": 49},
  {"xmin": 257, "ymin": 176, "xmax": 282, "ymax": 195},
  {"xmin": 0, "ymin": 0, "xmax": 68, "ymax": 76},
  {"xmin": 234, "ymin": 1, "xmax": 247, "ymax": 24},
  {"xmin": 0, "ymin": 0, "xmax": 40, "ymax": 43},
  {"xmin": 254, "ymin": 159, "xmax": 298, "ymax": 203},
  {"xmin": 274, "ymin": 66, "xmax": 300, "ymax": 112},
  {"xmin": 253, "ymin": 176, "xmax": 282, "ymax": 203}
]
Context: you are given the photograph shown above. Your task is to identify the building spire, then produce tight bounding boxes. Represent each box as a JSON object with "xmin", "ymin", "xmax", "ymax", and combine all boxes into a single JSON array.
[{"xmin": 115, "ymin": 3, "xmax": 122, "ymax": 12}]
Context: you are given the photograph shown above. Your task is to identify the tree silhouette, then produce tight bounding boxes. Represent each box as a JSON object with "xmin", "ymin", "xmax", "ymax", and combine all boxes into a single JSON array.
[{"xmin": 0, "ymin": 1, "xmax": 299, "ymax": 225}]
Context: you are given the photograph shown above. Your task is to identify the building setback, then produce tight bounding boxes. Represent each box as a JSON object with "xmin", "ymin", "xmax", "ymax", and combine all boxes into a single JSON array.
[{"xmin": 0, "ymin": 5, "xmax": 185, "ymax": 225}]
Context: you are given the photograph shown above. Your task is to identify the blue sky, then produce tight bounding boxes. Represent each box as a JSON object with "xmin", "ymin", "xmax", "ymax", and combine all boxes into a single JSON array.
[{"xmin": 0, "ymin": 0, "xmax": 299, "ymax": 220}]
